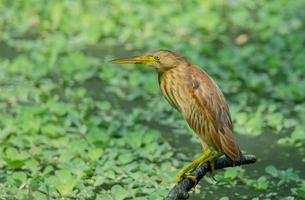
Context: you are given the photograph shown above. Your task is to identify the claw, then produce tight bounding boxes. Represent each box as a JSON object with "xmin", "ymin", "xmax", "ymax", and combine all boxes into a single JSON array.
[
  {"xmin": 209, "ymin": 160, "xmax": 218, "ymax": 182},
  {"xmin": 210, "ymin": 160, "xmax": 216, "ymax": 176},
  {"xmin": 185, "ymin": 175, "xmax": 197, "ymax": 184},
  {"xmin": 176, "ymin": 174, "xmax": 197, "ymax": 184},
  {"xmin": 209, "ymin": 152, "xmax": 223, "ymax": 178},
  {"xmin": 175, "ymin": 149, "xmax": 223, "ymax": 185}
]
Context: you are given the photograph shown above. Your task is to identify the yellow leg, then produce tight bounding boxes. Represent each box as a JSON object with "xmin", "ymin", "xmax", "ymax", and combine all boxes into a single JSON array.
[
  {"xmin": 176, "ymin": 148, "xmax": 212, "ymax": 183},
  {"xmin": 209, "ymin": 152, "xmax": 223, "ymax": 176}
]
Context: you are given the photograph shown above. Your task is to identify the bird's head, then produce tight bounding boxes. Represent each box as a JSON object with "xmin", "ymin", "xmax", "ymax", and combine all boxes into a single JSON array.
[{"xmin": 112, "ymin": 50, "xmax": 187, "ymax": 71}]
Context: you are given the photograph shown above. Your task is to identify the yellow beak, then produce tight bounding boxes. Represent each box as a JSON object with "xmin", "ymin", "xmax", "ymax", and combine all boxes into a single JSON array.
[{"xmin": 111, "ymin": 55, "xmax": 156, "ymax": 65}]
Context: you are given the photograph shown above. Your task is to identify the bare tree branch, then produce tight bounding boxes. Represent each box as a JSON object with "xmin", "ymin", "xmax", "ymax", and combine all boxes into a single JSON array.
[{"xmin": 165, "ymin": 154, "xmax": 256, "ymax": 200}]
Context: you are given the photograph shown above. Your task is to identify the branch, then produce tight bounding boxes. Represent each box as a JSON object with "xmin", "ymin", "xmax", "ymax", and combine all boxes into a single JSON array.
[{"xmin": 165, "ymin": 154, "xmax": 256, "ymax": 200}]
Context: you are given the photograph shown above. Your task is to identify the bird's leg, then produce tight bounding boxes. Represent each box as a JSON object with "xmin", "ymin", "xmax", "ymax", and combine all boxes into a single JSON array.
[
  {"xmin": 208, "ymin": 152, "xmax": 223, "ymax": 177},
  {"xmin": 176, "ymin": 148, "xmax": 212, "ymax": 183}
]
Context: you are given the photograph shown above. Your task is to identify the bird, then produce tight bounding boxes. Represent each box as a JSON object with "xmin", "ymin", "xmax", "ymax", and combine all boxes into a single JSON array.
[{"xmin": 112, "ymin": 50, "xmax": 241, "ymax": 183}]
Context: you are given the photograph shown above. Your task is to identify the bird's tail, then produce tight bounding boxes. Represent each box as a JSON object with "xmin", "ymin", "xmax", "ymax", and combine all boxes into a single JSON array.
[{"xmin": 219, "ymin": 127, "xmax": 241, "ymax": 161}]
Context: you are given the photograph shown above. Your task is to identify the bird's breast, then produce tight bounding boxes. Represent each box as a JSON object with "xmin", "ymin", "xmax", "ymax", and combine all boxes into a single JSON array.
[
  {"xmin": 159, "ymin": 69, "xmax": 191, "ymax": 112},
  {"xmin": 159, "ymin": 69, "xmax": 209, "ymax": 139}
]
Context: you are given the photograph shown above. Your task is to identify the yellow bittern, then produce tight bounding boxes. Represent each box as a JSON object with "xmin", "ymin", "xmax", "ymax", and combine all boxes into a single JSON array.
[{"xmin": 112, "ymin": 50, "xmax": 241, "ymax": 183}]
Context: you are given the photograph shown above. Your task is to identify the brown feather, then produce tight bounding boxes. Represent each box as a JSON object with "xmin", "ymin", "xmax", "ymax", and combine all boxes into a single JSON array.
[
  {"xmin": 159, "ymin": 64, "xmax": 241, "ymax": 161},
  {"xmin": 113, "ymin": 50, "xmax": 241, "ymax": 160}
]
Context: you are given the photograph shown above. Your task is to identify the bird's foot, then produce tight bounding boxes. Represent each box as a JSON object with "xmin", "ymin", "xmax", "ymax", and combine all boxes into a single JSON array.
[
  {"xmin": 175, "ymin": 149, "xmax": 213, "ymax": 184},
  {"xmin": 176, "ymin": 174, "xmax": 197, "ymax": 184},
  {"xmin": 209, "ymin": 160, "xmax": 218, "ymax": 182},
  {"xmin": 208, "ymin": 152, "xmax": 223, "ymax": 177},
  {"xmin": 210, "ymin": 160, "xmax": 216, "ymax": 177}
]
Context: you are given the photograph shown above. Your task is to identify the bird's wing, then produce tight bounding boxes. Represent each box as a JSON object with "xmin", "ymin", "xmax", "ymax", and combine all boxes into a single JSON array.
[{"xmin": 188, "ymin": 66, "xmax": 240, "ymax": 160}]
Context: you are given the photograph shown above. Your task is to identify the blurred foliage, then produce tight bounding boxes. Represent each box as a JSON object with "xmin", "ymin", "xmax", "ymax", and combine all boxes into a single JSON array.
[{"xmin": 0, "ymin": 0, "xmax": 304, "ymax": 199}]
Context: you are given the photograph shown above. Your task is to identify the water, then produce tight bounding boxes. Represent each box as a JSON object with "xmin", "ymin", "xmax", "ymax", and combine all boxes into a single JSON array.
[
  {"xmin": 0, "ymin": 41, "xmax": 19, "ymax": 59},
  {"xmin": 81, "ymin": 42, "xmax": 305, "ymax": 198},
  {"xmin": 1, "ymin": 41, "xmax": 304, "ymax": 199},
  {"xmin": 82, "ymin": 76, "xmax": 305, "ymax": 199},
  {"xmin": 149, "ymin": 118, "xmax": 305, "ymax": 199}
]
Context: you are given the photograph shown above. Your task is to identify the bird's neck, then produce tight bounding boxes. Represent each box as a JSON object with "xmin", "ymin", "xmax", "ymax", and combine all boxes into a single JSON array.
[
  {"xmin": 157, "ymin": 70, "xmax": 164, "ymax": 86},
  {"xmin": 157, "ymin": 63, "xmax": 189, "ymax": 83}
]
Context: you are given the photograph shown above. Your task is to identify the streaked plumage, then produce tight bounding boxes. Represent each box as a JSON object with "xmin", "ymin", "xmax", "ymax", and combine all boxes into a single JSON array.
[
  {"xmin": 112, "ymin": 50, "xmax": 241, "ymax": 182},
  {"xmin": 157, "ymin": 53, "xmax": 240, "ymax": 160}
]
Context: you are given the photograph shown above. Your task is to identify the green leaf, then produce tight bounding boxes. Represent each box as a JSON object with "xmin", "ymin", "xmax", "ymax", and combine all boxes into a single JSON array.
[
  {"xmin": 291, "ymin": 126, "xmax": 305, "ymax": 143},
  {"xmin": 97, "ymin": 193, "xmax": 112, "ymax": 200},
  {"xmin": 143, "ymin": 130, "xmax": 160, "ymax": 144},
  {"xmin": 256, "ymin": 176, "xmax": 269, "ymax": 191},
  {"xmin": 42, "ymin": 124, "xmax": 65, "ymax": 138},
  {"xmin": 10, "ymin": 172, "xmax": 27, "ymax": 187},
  {"xmin": 223, "ymin": 167, "xmax": 243, "ymax": 180},
  {"xmin": 266, "ymin": 112, "xmax": 284, "ymax": 131},
  {"xmin": 118, "ymin": 153, "xmax": 133, "ymax": 164},
  {"xmin": 265, "ymin": 165, "xmax": 278, "ymax": 177},
  {"xmin": 4, "ymin": 147, "xmax": 29, "ymax": 169},
  {"xmin": 111, "ymin": 185, "xmax": 128, "ymax": 200},
  {"xmin": 291, "ymin": 181, "xmax": 305, "ymax": 199},
  {"xmin": 49, "ymin": 169, "xmax": 78, "ymax": 196},
  {"xmin": 88, "ymin": 148, "xmax": 104, "ymax": 161},
  {"xmin": 24, "ymin": 159, "xmax": 40, "ymax": 173},
  {"xmin": 32, "ymin": 191, "xmax": 48, "ymax": 200}
]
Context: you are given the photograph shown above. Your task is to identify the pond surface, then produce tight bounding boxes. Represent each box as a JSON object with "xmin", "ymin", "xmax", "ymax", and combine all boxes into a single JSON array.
[
  {"xmin": 83, "ymin": 73, "xmax": 305, "ymax": 199},
  {"xmin": 0, "ymin": 41, "xmax": 20, "ymax": 60},
  {"xmin": 1, "ymin": 41, "xmax": 304, "ymax": 199},
  {"xmin": 147, "ymin": 113, "xmax": 305, "ymax": 199}
]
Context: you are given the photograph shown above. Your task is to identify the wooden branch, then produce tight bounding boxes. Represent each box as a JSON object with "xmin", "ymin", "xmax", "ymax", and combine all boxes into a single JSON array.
[{"xmin": 165, "ymin": 154, "xmax": 256, "ymax": 200}]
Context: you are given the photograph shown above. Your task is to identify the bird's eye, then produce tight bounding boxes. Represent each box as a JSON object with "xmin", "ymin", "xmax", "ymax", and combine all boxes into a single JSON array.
[{"xmin": 155, "ymin": 56, "xmax": 160, "ymax": 61}]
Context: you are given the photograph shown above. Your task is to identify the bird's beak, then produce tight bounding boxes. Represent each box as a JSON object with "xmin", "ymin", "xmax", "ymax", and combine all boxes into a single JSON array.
[{"xmin": 111, "ymin": 55, "xmax": 156, "ymax": 65}]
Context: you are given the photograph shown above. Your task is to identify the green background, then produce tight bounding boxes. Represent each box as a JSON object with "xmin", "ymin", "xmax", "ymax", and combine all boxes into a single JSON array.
[{"xmin": 0, "ymin": 0, "xmax": 304, "ymax": 199}]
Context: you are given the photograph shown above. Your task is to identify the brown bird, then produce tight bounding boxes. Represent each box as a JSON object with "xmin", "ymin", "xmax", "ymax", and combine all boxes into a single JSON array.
[{"xmin": 112, "ymin": 50, "xmax": 241, "ymax": 183}]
